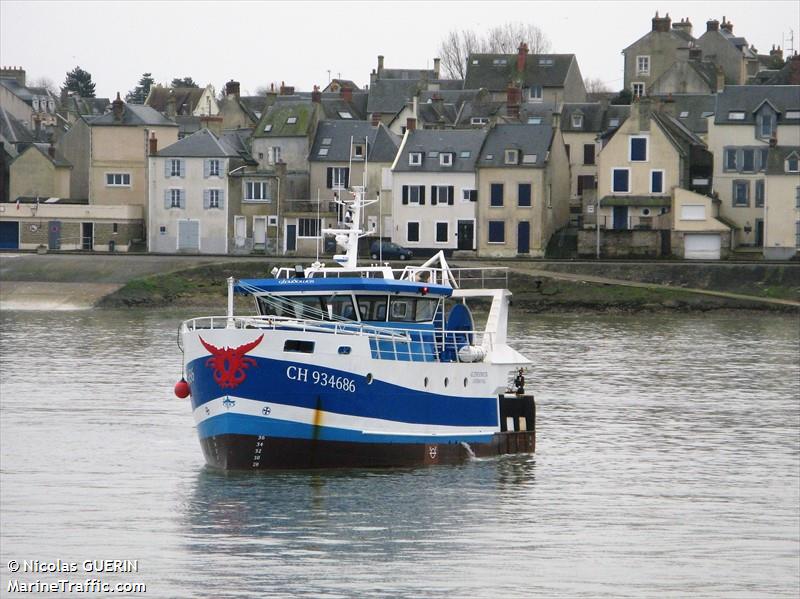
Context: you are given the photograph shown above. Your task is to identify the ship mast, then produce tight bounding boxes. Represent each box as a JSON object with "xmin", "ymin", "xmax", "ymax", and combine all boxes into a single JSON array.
[{"xmin": 322, "ymin": 186, "xmax": 375, "ymax": 268}]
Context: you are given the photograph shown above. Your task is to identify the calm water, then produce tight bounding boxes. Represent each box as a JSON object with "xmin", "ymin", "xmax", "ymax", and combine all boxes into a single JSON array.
[{"xmin": 1, "ymin": 309, "xmax": 798, "ymax": 598}]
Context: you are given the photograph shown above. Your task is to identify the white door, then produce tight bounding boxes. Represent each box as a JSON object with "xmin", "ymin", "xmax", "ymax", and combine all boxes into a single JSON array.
[
  {"xmin": 177, "ymin": 220, "xmax": 200, "ymax": 252},
  {"xmin": 253, "ymin": 216, "xmax": 267, "ymax": 247},
  {"xmin": 684, "ymin": 234, "xmax": 721, "ymax": 260},
  {"xmin": 234, "ymin": 216, "xmax": 246, "ymax": 248}
]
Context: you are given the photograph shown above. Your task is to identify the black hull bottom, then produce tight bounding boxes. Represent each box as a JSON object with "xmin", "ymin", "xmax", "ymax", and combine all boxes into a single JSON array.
[{"xmin": 199, "ymin": 432, "xmax": 535, "ymax": 470}]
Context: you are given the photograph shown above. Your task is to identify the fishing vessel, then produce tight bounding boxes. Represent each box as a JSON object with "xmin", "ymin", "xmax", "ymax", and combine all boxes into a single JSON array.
[{"xmin": 176, "ymin": 186, "xmax": 535, "ymax": 469}]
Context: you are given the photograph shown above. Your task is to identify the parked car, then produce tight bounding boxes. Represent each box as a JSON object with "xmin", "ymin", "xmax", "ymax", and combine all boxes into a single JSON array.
[{"xmin": 370, "ymin": 241, "xmax": 413, "ymax": 261}]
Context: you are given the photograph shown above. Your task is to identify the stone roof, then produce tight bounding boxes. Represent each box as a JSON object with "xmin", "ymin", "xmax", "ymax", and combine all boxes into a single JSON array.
[
  {"xmin": 394, "ymin": 129, "xmax": 487, "ymax": 173},
  {"xmin": 254, "ymin": 100, "xmax": 318, "ymax": 137},
  {"xmin": 61, "ymin": 96, "xmax": 110, "ymax": 116},
  {"xmin": 749, "ymin": 57, "xmax": 800, "ymax": 86},
  {"xmin": 464, "ymin": 53, "xmax": 577, "ymax": 91},
  {"xmin": 158, "ymin": 128, "xmax": 242, "ymax": 158},
  {"xmin": 714, "ymin": 85, "xmax": 800, "ymax": 124},
  {"xmin": 664, "ymin": 94, "xmax": 716, "ymax": 134},
  {"xmin": 29, "ymin": 142, "xmax": 72, "ymax": 167},
  {"xmin": 478, "ymin": 123, "xmax": 554, "ymax": 167},
  {"xmin": 766, "ymin": 145, "xmax": 800, "ymax": 175},
  {"xmin": 89, "ymin": 103, "xmax": 177, "ymax": 127},
  {"xmin": 146, "ymin": 86, "xmax": 206, "ymax": 115},
  {"xmin": 379, "ymin": 68, "xmax": 437, "ymax": 81},
  {"xmin": 653, "ymin": 111, "xmax": 705, "ymax": 157},
  {"xmin": 309, "ymin": 120, "xmax": 400, "ymax": 163},
  {"xmin": 560, "ymin": 103, "xmax": 630, "ymax": 133}
]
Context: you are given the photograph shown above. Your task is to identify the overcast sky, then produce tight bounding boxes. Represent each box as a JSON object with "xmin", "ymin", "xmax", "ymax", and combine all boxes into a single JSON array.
[{"xmin": 2, "ymin": 1, "xmax": 798, "ymax": 99}]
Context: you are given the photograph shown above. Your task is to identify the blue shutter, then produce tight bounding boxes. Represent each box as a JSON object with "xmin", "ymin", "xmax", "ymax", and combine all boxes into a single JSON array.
[
  {"xmin": 203, "ymin": 189, "xmax": 210, "ymax": 209},
  {"xmin": 218, "ymin": 190, "xmax": 225, "ymax": 209},
  {"xmin": 180, "ymin": 189, "xmax": 186, "ymax": 208},
  {"xmin": 203, "ymin": 160, "xmax": 210, "ymax": 178},
  {"xmin": 179, "ymin": 160, "xmax": 185, "ymax": 178},
  {"xmin": 327, "ymin": 168, "xmax": 333, "ymax": 189},
  {"xmin": 164, "ymin": 189, "xmax": 171, "ymax": 209},
  {"xmin": 164, "ymin": 160, "xmax": 171, "ymax": 178}
]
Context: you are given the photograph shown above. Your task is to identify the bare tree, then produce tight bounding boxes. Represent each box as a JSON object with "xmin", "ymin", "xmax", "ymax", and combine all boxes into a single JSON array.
[
  {"xmin": 31, "ymin": 76, "xmax": 58, "ymax": 96},
  {"xmin": 584, "ymin": 77, "xmax": 611, "ymax": 94},
  {"xmin": 438, "ymin": 23, "xmax": 552, "ymax": 79}
]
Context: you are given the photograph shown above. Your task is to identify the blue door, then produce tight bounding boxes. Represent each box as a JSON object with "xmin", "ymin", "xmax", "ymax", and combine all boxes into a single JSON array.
[
  {"xmin": 0, "ymin": 221, "xmax": 19, "ymax": 249},
  {"xmin": 613, "ymin": 206, "xmax": 628, "ymax": 230},
  {"xmin": 517, "ymin": 221, "xmax": 530, "ymax": 254},
  {"xmin": 48, "ymin": 220, "xmax": 61, "ymax": 250}
]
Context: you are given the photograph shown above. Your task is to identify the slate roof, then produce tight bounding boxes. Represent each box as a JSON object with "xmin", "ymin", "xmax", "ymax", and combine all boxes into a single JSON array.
[
  {"xmin": 766, "ymin": 145, "xmax": 800, "ymax": 175},
  {"xmin": 622, "ymin": 26, "xmax": 695, "ymax": 53},
  {"xmin": 239, "ymin": 95, "xmax": 272, "ymax": 121},
  {"xmin": 158, "ymin": 128, "xmax": 248, "ymax": 158},
  {"xmin": 379, "ymin": 68, "xmax": 436, "ymax": 81},
  {"xmin": 749, "ymin": 57, "xmax": 800, "ymax": 86},
  {"xmin": 394, "ymin": 129, "xmax": 487, "ymax": 173},
  {"xmin": 323, "ymin": 79, "xmax": 360, "ymax": 92},
  {"xmin": 15, "ymin": 143, "xmax": 72, "ymax": 167},
  {"xmin": 254, "ymin": 100, "xmax": 317, "ymax": 137},
  {"xmin": 0, "ymin": 78, "xmax": 50, "ymax": 104},
  {"xmin": 89, "ymin": 103, "xmax": 177, "ymax": 127},
  {"xmin": 463, "ymin": 53, "xmax": 577, "ymax": 91},
  {"xmin": 653, "ymin": 111, "xmax": 705, "ymax": 157},
  {"xmin": 61, "ymin": 96, "xmax": 110, "ymax": 116},
  {"xmin": 0, "ymin": 106, "xmax": 36, "ymax": 145},
  {"xmin": 478, "ymin": 123, "xmax": 554, "ymax": 167},
  {"xmin": 367, "ymin": 78, "xmax": 422, "ymax": 114},
  {"xmin": 666, "ymin": 94, "xmax": 716, "ymax": 134},
  {"xmin": 146, "ymin": 86, "xmax": 206, "ymax": 115},
  {"xmin": 714, "ymin": 85, "xmax": 800, "ymax": 124},
  {"xmin": 309, "ymin": 121, "xmax": 400, "ymax": 163}
]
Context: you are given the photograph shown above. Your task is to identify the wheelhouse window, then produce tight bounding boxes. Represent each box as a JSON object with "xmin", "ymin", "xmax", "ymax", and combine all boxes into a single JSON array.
[
  {"xmin": 388, "ymin": 297, "xmax": 439, "ymax": 322},
  {"xmin": 257, "ymin": 294, "xmax": 356, "ymax": 321},
  {"xmin": 356, "ymin": 295, "xmax": 388, "ymax": 321}
]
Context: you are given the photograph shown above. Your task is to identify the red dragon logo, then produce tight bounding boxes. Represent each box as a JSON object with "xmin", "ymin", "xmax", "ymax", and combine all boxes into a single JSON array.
[{"xmin": 199, "ymin": 334, "xmax": 263, "ymax": 389}]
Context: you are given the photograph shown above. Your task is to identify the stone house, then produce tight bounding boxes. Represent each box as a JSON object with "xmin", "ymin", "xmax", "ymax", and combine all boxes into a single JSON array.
[
  {"xmin": 391, "ymin": 128, "xmax": 487, "ymax": 254},
  {"xmin": 476, "ymin": 122, "xmax": 570, "ymax": 257},
  {"xmin": 707, "ymin": 85, "xmax": 800, "ymax": 253},
  {"xmin": 761, "ymin": 146, "xmax": 800, "ymax": 259},
  {"xmin": 0, "ymin": 67, "xmax": 59, "ymax": 129},
  {"xmin": 218, "ymin": 80, "xmax": 272, "ymax": 130},
  {"xmin": 696, "ymin": 18, "xmax": 762, "ymax": 85},
  {"xmin": 8, "ymin": 143, "xmax": 71, "ymax": 201},
  {"xmin": 145, "ymin": 84, "xmax": 219, "ymax": 117}
]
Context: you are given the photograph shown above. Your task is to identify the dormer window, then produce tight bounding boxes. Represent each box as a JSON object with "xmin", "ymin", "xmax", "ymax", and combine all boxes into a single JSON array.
[
  {"xmin": 440, "ymin": 153, "xmax": 453, "ymax": 166},
  {"xmin": 286, "ymin": 116, "xmax": 297, "ymax": 124},
  {"xmin": 264, "ymin": 124, "xmax": 273, "ymax": 132},
  {"xmin": 492, "ymin": 58, "xmax": 508, "ymax": 66},
  {"xmin": 679, "ymin": 111, "xmax": 689, "ymax": 118},
  {"xmin": 522, "ymin": 154, "xmax": 537, "ymax": 164},
  {"xmin": 571, "ymin": 114, "xmax": 583, "ymax": 128},
  {"xmin": 728, "ymin": 111, "xmax": 746, "ymax": 120},
  {"xmin": 538, "ymin": 57, "xmax": 554, "ymax": 66},
  {"xmin": 338, "ymin": 111, "xmax": 353, "ymax": 119},
  {"xmin": 504, "ymin": 149, "xmax": 519, "ymax": 165},
  {"xmin": 528, "ymin": 116, "xmax": 543, "ymax": 124},
  {"xmin": 460, "ymin": 151, "xmax": 471, "ymax": 158},
  {"xmin": 353, "ymin": 144, "xmax": 364, "ymax": 158},
  {"xmin": 608, "ymin": 118, "xmax": 620, "ymax": 127},
  {"xmin": 322, "ymin": 137, "xmax": 332, "ymax": 145},
  {"xmin": 786, "ymin": 111, "xmax": 800, "ymax": 120},
  {"xmin": 409, "ymin": 152, "xmax": 422, "ymax": 166},
  {"xmin": 758, "ymin": 111, "xmax": 775, "ymax": 138},
  {"xmin": 472, "ymin": 59, "xmax": 479, "ymax": 65},
  {"xmin": 787, "ymin": 153, "xmax": 800, "ymax": 173},
  {"xmin": 471, "ymin": 117, "xmax": 488, "ymax": 125}
]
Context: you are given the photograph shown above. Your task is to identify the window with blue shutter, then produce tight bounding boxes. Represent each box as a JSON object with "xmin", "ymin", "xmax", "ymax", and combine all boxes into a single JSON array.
[
  {"xmin": 488, "ymin": 221, "xmax": 505, "ymax": 243},
  {"xmin": 630, "ymin": 137, "xmax": 647, "ymax": 161},
  {"xmin": 180, "ymin": 189, "xmax": 186, "ymax": 208},
  {"xmin": 724, "ymin": 148, "xmax": 737, "ymax": 171},
  {"xmin": 490, "ymin": 183, "xmax": 504, "ymax": 206},
  {"xmin": 742, "ymin": 149, "xmax": 755, "ymax": 172},
  {"xmin": 518, "ymin": 184, "xmax": 531, "ymax": 207},
  {"xmin": 218, "ymin": 189, "xmax": 225, "ymax": 209},
  {"xmin": 203, "ymin": 189, "xmax": 210, "ymax": 209},
  {"xmin": 612, "ymin": 169, "xmax": 630, "ymax": 193}
]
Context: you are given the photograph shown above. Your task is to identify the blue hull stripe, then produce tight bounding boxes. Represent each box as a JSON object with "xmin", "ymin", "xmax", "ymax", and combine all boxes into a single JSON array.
[
  {"xmin": 197, "ymin": 412, "xmax": 495, "ymax": 444},
  {"xmin": 188, "ymin": 355, "xmax": 497, "ymax": 427}
]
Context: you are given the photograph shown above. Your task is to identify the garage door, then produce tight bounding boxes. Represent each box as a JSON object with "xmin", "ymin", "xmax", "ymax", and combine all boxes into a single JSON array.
[
  {"xmin": 177, "ymin": 220, "xmax": 200, "ymax": 252},
  {"xmin": 0, "ymin": 221, "xmax": 20, "ymax": 249},
  {"xmin": 684, "ymin": 234, "xmax": 721, "ymax": 260}
]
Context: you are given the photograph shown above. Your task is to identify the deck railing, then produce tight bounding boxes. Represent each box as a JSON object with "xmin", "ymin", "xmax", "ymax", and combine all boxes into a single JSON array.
[{"xmin": 180, "ymin": 315, "xmax": 493, "ymax": 363}]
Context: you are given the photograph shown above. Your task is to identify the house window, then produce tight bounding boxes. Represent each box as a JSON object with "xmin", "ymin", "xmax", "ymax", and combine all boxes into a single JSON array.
[
  {"xmin": 169, "ymin": 159, "xmax": 183, "ymax": 177},
  {"xmin": 488, "ymin": 221, "xmax": 505, "ymax": 243},
  {"xmin": 490, "ymin": 183, "xmax": 504, "ymax": 207},
  {"xmin": 650, "ymin": 170, "xmax": 664, "ymax": 194},
  {"xmin": 529, "ymin": 85, "xmax": 543, "ymax": 102},
  {"xmin": 571, "ymin": 114, "xmax": 583, "ymax": 128},
  {"xmin": 629, "ymin": 136, "xmax": 648, "ymax": 161},
  {"xmin": 245, "ymin": 181, "xmax": 269, "ymax": 201},
  {"xmin": 435, "ymin": 222, "xmax": 449, "ymax": 243},
  {"xmin": 440, "ymin": 153, "xmax": 453, "ymax": 166},
  {"xmin": 169, "ymin": 188, "xmax": 182, "ymax": 208},
  {"xmin": 409, "ymin": 152, "xmax": 422, "ymax": 166},
  {"xmin": 470, "ymin": 117, "xmax": 488, "ymax": 125},
  {"xmin": 159, "ymin": 226, "xmax": 167, "ymax": 235},
  {"xmin": 105, "ymin": 173, "xmax": 131, "ymax": 186},
  {"xmin": 402, "ymin": 185, "xmax": 425, "ymax": 205},
  {"xmin": 755, "ymin": 180, "xmax": 765, "ymax": 207},
  {"xmin": 286, "ymin": 117, "xmax": 297, "ymax": 124},
  {"xmin": 318, "ymin": 148, "xmax": 329, "ymax": 156},
  {"xmin": 758, "ymin": 148, "xmax": 769, "ymax": 171},
  {"xmin": 338, "ymin": 111, "xmax": 353, "ymax": 119},
  {"xmin": 322, "ymin": 137, "xmax": 332, "ymax": 145},
  {"xmin": 609, "ymin": 118, "xmax": 620, "ymax": 127},
  {"xmin": 298, "ymin": 218, "xmax": 320, "ymax": 238},
  {"xmin": 208, "ymin": 159, "xmax": 220, "ymax": 177},
  {"xmin": 538, "ymin": 57, "xmax": 554, "ymax": 66},
  {"xmin": 786, "ymin": 111, "xmax": 800, "ymax": 120},
  {"xmin": 612, "ymin": 168, "xmax": 630, "ymax": 193},
  {"xmin": 787, "ymin": 155, "xmax": 800, "ymax": 173},
  {"xmin": 632, "ymin": 82, "xmax": 645, "ymax": 98},
  {"xmin": 583, "ymin": 144, "xmax": 595, "ymax": 165},
  {"xmin": 327, "ymin": 167, "xmax": 350, "ymax": 189},
  {"xmin": 518, "ymin": 183, "xmax": 532, "ymax": 207},
  {"xmin": 679, "ymin": 111, "xmax": 689, "ymax": 118},
  {"xmin": 353, "ymin": 144, "xmax": 364, "ymax": 158},
  {"xmin": 728, "ymin": 111, "xmax": 746, "ymax": 120},
  {"xmin": 742, "ymin": 149, "xmax": 755, "ymax": 172},
  {"xmin": 112, "ymin": 223, "xmax": 118, "ymax": 234},
  {"xmin": 270, "ymin": 146, "xmax": 281, "ymax": 164},
  {"xmin": 432, "ymin": 185, "xmax": 453, "ymax": 206},
  {"xmin": 724, "ymin": 148, "xmax": 737, "ymax": 171},
  {"xmin": 527, "ymin": 116, "xmax": 542, "ymax": 124},
  {"xmin": 505, "ymin": 149, "xmax": 519, "ymax": 164},
  {"xmin": 522, "ymin": 154, "xmax": 537, "ymax": 164},
  {"xmin": 732, "ymin": 180, "xmax": 749, "ymax": 206},
  {"xmin": 636, "ymin": 55, "xmax": 650, "ymax": 75},
  {"xmin": 208, "ymin": 189, "xmax": 221, "ymax": 209},
  {"xmin": 462, "ymin": 189, "xmax": 477, "ymax": 202},
  {"xmin": 407, "ymin": 221, "xmax": 420, "ymax": 242},
  {"xmin": 264, "ymin": 125, "xmax": 272, "ymax": 132},
  {"xmin": 759, "ymin": 113, "xmax": 774, "ymax": 138}
]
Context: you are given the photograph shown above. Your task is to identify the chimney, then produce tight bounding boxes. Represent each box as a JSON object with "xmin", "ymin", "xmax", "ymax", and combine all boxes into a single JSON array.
[
  {"xmin": 516, "ymin": 42, "xmax": 529, "ymax": 72},
  {"xmin": 715, "ymin": 66, "xmax": 725, "ymax": 92},
  {"xmin": 200, "ymin": 115, "xmax": 223, "ymax": 136},
  {"xmin": 377, "ymin": 55, "xmax": 385, "ymax": 75},
  {"xmin": 706, "ymin": 19, "xmax": 719, "ymax": 32},
  {"xmin": 721, "ymin": 17, "xmax": 733, "ymax": 33},
  {"xmin": 672, "ymin": 17, "xmax": 693, "ymax": 37},
  {"xmin": 406, "ymin": 117, "xmax": 416, "ymax": 131},
  {"xmin": 371, "ymin": 113, "xmax": 381, "ymax": 126},
  {"xmin": 279, "ymin": 81, "xmax": 294, "ymax": 95},
  {"xmin": 506, "ymin": 84, "xmax": 521, "ymax": 118},
  {"xmin": 770, "ymin": 45, "xmax": 784, "ymax": 60},
  {"xmin": 33, "ymin": 115, "xmax": 41, "ymax": 137},
  {"xmin": 148, "ymin": 132, "xmax": 158, "ymax": 155},
  {"xmin": 166, "ymin": 92, "xmax": 176, "ymax": 117},
  {"xmin": 225, "ymin": 80, "xmax": 240, "ymax": 98},
  {"xmin": 433, "ymin": 57, "xmax": 441, "ymax": 79},
  {"xmin": 48, "ymin": 144, "xmax": 55, "ymax": 158},
  {"xmin": 340, "ymin": 86, "xmax": 353, "ymax": 103},
  {"xmin": 112, "ymin": 92, "xmax": 124, "ymax": 121},
  {"xmin": 0, "ymin": 66, "xmax": 26, "ymax": 86},
  {"xmin": 311, "ymin": 85, "xmax": 321, "ymax": 103},
  {"xmin": 652, "ymin": 11, "xmax": 671, "ymax": 33}
]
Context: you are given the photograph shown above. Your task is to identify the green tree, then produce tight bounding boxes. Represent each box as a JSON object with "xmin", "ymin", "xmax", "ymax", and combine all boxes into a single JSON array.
[
  {"xmin": 62, "ymin": 66, "xmax": 96, "ymax": 98},
  {"xmin": 126, "ymin": 72, "xmax": 155, "ymax": 104},
  {"xmin": 610, "ymin": 89, "xmax": 632, "ymax": 105},
  {"xmin": 171, "ymin": 77, "xmax": 199, "ymax": 88}
]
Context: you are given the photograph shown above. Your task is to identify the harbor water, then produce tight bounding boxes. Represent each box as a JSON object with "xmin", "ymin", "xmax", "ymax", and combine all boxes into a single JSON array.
[{"xmin": 1, "ymin": 309, "xmax": 798, "ymax": 597}]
